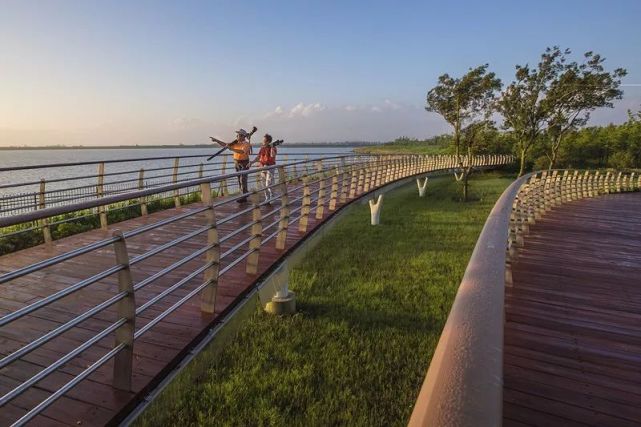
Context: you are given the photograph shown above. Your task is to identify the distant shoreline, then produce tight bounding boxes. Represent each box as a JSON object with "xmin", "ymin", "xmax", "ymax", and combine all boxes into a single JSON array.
[{"xmin": 0, "ymin": 142, "xmax": 379, "ymax": 151}]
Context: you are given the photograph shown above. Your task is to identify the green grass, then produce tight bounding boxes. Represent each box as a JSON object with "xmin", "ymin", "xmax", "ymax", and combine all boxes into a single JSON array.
[{"xmin": 135, "ymin": 171, "xmax": 513, "ymax": 427}]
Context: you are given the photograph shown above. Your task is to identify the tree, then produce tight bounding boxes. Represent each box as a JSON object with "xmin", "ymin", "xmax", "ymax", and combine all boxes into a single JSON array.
[
  {"xmin": 497, "ymin": 47, "xmax": 568, "ymax": 176},
  {"xmin": 544, "ymin": 51, "xmax": 626, "ymax": 169},
  {"xmin": 426, "ymin": 65, "xmax": 501, "ymax": 200}
]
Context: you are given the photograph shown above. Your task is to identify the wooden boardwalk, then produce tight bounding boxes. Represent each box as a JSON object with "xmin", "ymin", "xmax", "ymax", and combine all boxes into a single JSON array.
[
  {"xmin": 0, "ymin": 180, "xmax": 350, "ymax": 426},
  {"xmin": 504, "ymin": 192, "xmax": 641, "ymax": 427}
]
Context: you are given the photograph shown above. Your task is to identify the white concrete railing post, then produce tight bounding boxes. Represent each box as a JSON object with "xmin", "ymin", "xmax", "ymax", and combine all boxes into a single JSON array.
[
  {"xmin": 417, "ymin": 177, "xmax": 429, "ymax": 197},
  {"xmin": 369, "ymin": 194, "xmax": 383, "ymax": 225}
]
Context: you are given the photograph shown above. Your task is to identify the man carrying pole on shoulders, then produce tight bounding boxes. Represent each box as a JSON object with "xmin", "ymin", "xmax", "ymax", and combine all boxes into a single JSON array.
[{"xmin": 210, "ymin": 126, "xmax": 257, "ymax": 203}]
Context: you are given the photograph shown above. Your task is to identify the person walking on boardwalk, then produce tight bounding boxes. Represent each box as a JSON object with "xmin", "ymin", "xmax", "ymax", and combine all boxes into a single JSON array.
[
  {"xmin": 251, "ymin": 134, "xmax": 279, "ymax": 204},
  {"xmin": 210, "ymin": 126, "xmax": 257, "ymax": 203}
]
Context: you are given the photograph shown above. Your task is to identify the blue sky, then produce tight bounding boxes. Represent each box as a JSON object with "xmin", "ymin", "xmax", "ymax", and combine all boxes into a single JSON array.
[{"xmin": 1, "ymin": 0, "xmax": 640, "ymax": 145}]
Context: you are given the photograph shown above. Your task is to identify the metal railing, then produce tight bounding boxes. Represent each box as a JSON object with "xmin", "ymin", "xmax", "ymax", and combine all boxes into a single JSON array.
[
  {"xmin": 0, "ymin": 151, "xmax": 353, "ymax": 220},
  {"xmin": 409, "ymin": 168, "xmax": 640, "ymax": 427},
  {"xmin": 0, "ymin": 153, "xmax": 513, "ymax": 426},
  {"xmin": 0, "ymin": 152, "xmax": 362, "ymax": 245}
]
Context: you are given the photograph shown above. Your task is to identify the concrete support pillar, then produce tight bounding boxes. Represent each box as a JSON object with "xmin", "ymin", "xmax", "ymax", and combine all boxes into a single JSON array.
[
  {"xmin": 369, "ymin": 194, "xmax": 383, "ymax": 225},
  {"xmin": 265, "ymin": 264, "xmax": 296, "ymax": 315},
  {"xmin": 417, "ymin": 177, "xmax": 429, "ymax": 197}
]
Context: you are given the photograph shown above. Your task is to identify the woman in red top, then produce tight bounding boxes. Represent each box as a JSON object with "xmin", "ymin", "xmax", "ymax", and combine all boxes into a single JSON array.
[{"xmin": 251, "ymin": 134, "xmax": 278, "ymax": 203}]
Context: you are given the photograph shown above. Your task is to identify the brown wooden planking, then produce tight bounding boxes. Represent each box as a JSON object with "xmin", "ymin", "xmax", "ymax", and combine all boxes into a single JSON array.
[
  {"xmin": 504, "ymin": 193, "xmax": 641, "ymax": 426},
  {"xmin": 0, "ymin": 177, "xmax": 367, "ymax": 426}
]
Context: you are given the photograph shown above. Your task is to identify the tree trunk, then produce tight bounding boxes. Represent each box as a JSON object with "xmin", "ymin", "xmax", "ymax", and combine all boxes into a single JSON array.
[
  {"xmin": 463, "ymin": 169, "xmax": 469, "ymax": 202},
  {"xmin": 548, "ymin": 136, "xmax": 561, "ymax": 170},
  {"xmin": 548, "ymin": 151, "xmax": 557, "ymax": 170},
  {"xmin": 518, "ymin": 149, "xmax": 526, "ymax": 177}
]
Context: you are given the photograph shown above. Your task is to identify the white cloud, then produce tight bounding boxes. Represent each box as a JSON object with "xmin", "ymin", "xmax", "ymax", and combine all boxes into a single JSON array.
[
  {"xmin": 250, "ymin": 100, "xmax": 450, "ymax": 142},
  {"xmin": 384, "ymin": 99, "xmax": 402, "ymax": 110},
  {"xmin": 288, "ymin": 102, "xmax": 327, "ymax": 118}
]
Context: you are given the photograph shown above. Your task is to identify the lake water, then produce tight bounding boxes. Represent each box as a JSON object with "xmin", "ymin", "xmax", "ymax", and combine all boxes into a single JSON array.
[{"xmin": 0, "ymin": 146, "xmax": 358, "ymax": 205}]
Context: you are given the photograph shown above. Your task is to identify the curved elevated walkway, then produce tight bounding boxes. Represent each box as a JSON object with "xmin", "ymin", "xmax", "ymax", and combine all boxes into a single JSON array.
[{"xmin": 505, "ymin": 192, "xmax": 641, "ymax": 426}]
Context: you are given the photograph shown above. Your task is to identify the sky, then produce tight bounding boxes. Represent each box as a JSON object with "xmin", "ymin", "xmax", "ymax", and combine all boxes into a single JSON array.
[{"xmin": 1, "ymin": 0, "xmax": 640, "ymax": 146}]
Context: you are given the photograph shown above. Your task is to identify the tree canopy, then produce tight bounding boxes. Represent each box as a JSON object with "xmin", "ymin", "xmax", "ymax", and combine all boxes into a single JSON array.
[
  {"xmin": 421, "ymin": 46, "xmax": 629, "ymax": 177},
  {"xmin": 426, "ymin": 65, "xmax": 501, "ymax": 200}
]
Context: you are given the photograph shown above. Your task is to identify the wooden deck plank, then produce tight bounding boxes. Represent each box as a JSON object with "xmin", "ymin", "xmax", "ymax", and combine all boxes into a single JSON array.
[
  {"xmin": 0, "ymin": 177, "xmax": 366, "ymax": 425},
  {"xmin": 504, "ymin": 192, "xmax": 641, "ymax": 426}
]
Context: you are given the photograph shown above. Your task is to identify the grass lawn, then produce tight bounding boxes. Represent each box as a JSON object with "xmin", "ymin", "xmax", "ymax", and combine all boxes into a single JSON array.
[{"xmin": 135, "ymin": 171, "xmax": 513, "ymax": 427}]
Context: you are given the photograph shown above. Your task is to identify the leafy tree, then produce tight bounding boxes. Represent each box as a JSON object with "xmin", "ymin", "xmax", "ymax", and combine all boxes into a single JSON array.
[
  {"xmin": 426, "ymin": 65, "xmax": 501, "ymax": 200},
  {"xmin": 544, "ymin": 51, "xmax": 626, "ymax": 168},
  {"xmin": 497, "ymin": 47, "xmax": 567, "ymax": 176}
]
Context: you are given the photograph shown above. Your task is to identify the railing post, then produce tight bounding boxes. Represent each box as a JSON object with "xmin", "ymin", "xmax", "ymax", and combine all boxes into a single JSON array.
[
  {"xmin": 363, "ymin": 165, "xmax": 371, "ymax": 193},
  {"xmin": 590, "ymin": 171, "xmax": 599, "ymax": 197},
  {"xmin": 305, "ymin": 155, "xmax": 311, "ymax": 175},
  {"xmin": 173, "ymin": 157, "xmax": 181, "ymax": 208},
  {"xmin": 315, "ymin": 161, "xmax": 326, "ymax": 219},
  {"xmin": 605, "ymin": 171, "xmax": 613, "ymax": 194},
  {"xmin": 349, "ymin": 168, "xmax": 357, "ymax": 198},
  {"xmin": 553, "ymin": 170, "xmax": 561, "ymax": 206},
  {"xmin": 112, "ymin": 230, "xmax": 135, "ymax": 391},
  {"xmin": 246, "ymin": 192, "xmax": 263, "ymax": 275},
  {"xmin": 375, "ymin": 158, "xmax": 383, "ymax": 187},
  {"xmin": 559, "ymin": 171, "xmax": 569, "ymax": 204},
  {"xmin": 590, "ymin": 171, "xmax": 598, "ymax": 197},
  {"xmin": 569, "ymin": 170, "xmax": 579, "ymax": 200},
  {"xmin": 38, "ymin": 179, "xmax": 52, "ymax": 244},
  {"xmin": 97, "ymin": 162, "xmax": 108, "ymax": 230},
  {"xmin": 276, "ymin": 167, "xmax": 290, "ymax": 250},
  {"xmin": 199, "ymin": 182, "xmax": 220, "ymax": 313},
  {"xmin": 598, "ymin": 170, "xmax": 606, "ymax": 195},
  {"xmin": 198, "ymin": 163, "xmax": 204, "ymax": 178},
  {"xmin": 340, "ymin": 161, "xmax": 349, "ymax": 204},
  {"xmin": 383, "ymin": 155, "xmax": 392, "ymax": 184},
  {"xmin": 138, "ymin": 168, "xmax": 148, "ymax": 216},
  {"xmin": 329, "ymin": 167, "xmax": 339, "ymax": 211},
  {"xmin": 299, "ymin": 177, "xmax": 311, "ymax": 233},
  {"xmin": 356, "ymin": 168, "xmax": 364, "ymax": 194},
  {"xmin": 219, "ymin": 156, "xmax": 229, "ymax": 196}
]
